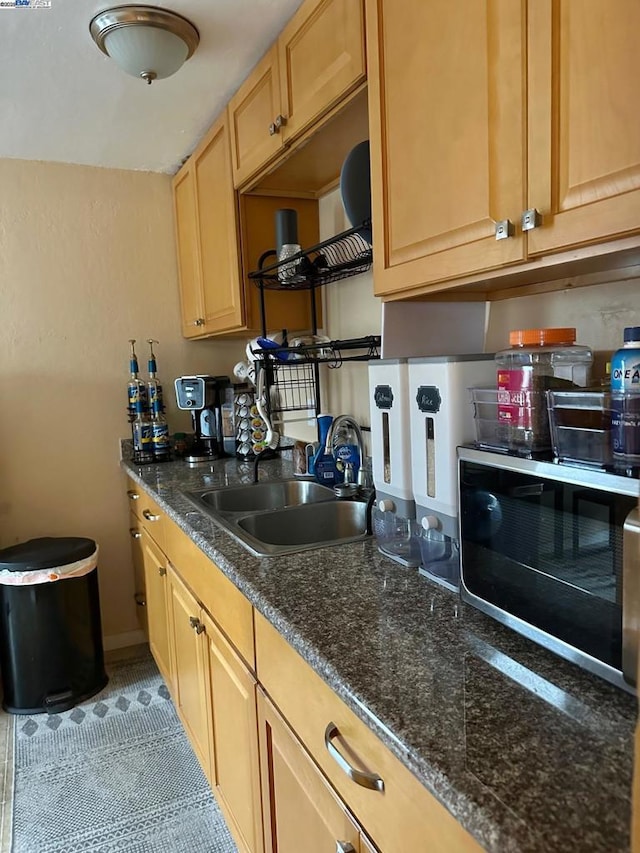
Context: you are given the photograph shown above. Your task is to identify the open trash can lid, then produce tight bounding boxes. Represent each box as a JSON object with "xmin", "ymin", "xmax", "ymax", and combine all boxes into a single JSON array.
[{"xmin": 0, "ymin": 538, "xmax": 96, "ymax": 571}]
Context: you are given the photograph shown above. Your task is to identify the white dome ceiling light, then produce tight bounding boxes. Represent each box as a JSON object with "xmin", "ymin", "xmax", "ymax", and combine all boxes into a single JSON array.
[{"xmin": 90, "ymin": 5, "xmax": 200, "ymax": 85}]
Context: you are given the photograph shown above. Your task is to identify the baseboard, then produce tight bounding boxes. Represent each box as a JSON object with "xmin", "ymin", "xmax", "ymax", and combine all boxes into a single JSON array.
[{"xmin": 103, "ymin": 629, "xmax": 147, "ymax": 651}]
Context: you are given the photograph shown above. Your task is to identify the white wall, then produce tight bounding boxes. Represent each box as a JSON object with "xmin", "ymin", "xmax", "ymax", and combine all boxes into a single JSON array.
[
  {"xmin": 486, "ymin": 277, "xmax": 640, "ymax": 367},
  {"xmin": 0, "ymin": 159, "xmax": 244, "ymax": 646}
]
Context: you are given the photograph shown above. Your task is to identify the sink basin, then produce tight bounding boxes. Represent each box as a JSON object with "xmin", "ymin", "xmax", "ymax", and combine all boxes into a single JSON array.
[
  {"xmin": 183, "ymin": 479, "xmax": 370, "ymax": 556},
  {"xmin": 237, "ymin": 501, "xmax": 369, "ymax": 555},
  {"xmin": 187, "ymin": 479, "xmax": 336, "ymax": 514}
]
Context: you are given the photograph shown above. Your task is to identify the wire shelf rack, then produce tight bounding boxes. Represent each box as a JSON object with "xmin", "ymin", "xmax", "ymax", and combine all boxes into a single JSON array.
[{"xmin": 248, "ymin": 222, "xmax": 372, "ymax": 290}]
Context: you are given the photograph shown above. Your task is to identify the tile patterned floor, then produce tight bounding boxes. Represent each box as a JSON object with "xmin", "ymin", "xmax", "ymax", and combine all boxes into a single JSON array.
[{"xmin": 0, "ymin": 644, "xmax": 148, "ymax": 853}]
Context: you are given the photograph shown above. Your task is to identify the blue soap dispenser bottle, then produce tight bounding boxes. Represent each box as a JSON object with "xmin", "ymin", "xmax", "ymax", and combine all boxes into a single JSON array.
[{"xmin": 313, "ymin": 414, "xmax": 339, "ymax": 486}]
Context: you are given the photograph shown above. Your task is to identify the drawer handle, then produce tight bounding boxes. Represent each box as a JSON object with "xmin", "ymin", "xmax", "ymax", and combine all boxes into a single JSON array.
[
  {"xmin": 127, "ymin": 490, "xmax": 140, "ymax": 501},
  {"xmin": 142, "ymin": 509, "xmax": 161, "ymax": 522},
  {"xmin": 324, "ymin": 723, "xmax": 384, "ymax": 792},
  {"xmin": 129, "ymin": 528, "xmax": 142, "ymax": 540}
]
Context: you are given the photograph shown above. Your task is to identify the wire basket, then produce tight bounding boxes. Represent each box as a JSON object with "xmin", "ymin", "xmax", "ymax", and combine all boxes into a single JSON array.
[{"xmin": 248, "ymin": 222, "xmax": 372, "ymax": 290}]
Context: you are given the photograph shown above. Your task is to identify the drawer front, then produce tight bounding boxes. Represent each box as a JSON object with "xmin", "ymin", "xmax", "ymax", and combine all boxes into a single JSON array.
[
  {"xmin": 164, "ymin": 517, "xmax": 255, "ymax": 669},
  {"xmin": 125, "ymin": 477, "xmax": 166, "ymax": 551},
  {"xmin": 255, "ymin": 612, "xmax": 481, "ymax": 853}
]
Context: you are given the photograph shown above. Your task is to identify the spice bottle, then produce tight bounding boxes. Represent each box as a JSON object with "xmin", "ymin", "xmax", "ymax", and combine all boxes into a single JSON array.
[
  {"xmin": 611, "ymin": 326, "xmax": 640, "ymax": 466},
  {"xmin": 495, "ymin": 328, "xmax": 593, "ymax": 454}
]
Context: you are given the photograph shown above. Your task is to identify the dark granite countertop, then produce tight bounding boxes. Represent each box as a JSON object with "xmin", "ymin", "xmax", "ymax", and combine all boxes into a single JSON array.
[{"xmin": 122, "ymin": 452, "xmax": 637, "ymax": 853}]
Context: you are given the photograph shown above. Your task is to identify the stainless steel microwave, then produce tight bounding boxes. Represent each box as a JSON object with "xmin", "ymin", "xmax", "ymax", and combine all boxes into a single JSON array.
[{"xmin": 458, "ymin": 446, "xmax": 640, "ymax": 692}]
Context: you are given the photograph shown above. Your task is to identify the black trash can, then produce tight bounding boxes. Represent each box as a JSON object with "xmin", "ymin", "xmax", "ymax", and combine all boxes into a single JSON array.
[{"xmin": 0, "ymin": 537, "xmax": 108, "ymax": 714}]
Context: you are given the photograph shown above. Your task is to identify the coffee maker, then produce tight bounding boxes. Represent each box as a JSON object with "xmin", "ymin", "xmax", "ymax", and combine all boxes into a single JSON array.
[{"xmin": 174, "ymin": 375, "xmax": 231, "ymax": 463}]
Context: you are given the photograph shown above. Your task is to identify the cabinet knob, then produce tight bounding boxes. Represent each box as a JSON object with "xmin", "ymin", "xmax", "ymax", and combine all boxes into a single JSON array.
[
  {"xmin": 189, "ymin": 615, "xmax": 199, "ymax": 629},
  {"xmin": 274, "ymin": 113, "xmax": 287, "ymax": 130},
  {"xmin": 336, "ymin": 844, "xmax": 356, "ymax": 853},
  {"xmin": 191, "ymin": 318, "xmax": 205, "ymax": 327},
  {"xmin": 158, "ymin": 566, "xmax": 167, "ymax": 577},
  {"xmin": 521, "ymin": 208, "xmax": 542, "ymax": 231},
  {"xmin": 134, "ymin": 593, "xmax": 146, "ymax": 608},
  {"xmin": 268, "ymin": 122, "xmax": 277, "ymax": 136},
  {"xmin": 142, "ymin": 509, "xmax": 161, "ymax": 522},
  {"xmin": 127, "ymin": 490, "xmax": 140, "ymax": 501},
  {"xmin": 495, "ymin": 219, "xmax": 515, "ymax": 240},
  {"xmin": 129, "ymin": 528, "xmax": 142, "ymax": 540}
]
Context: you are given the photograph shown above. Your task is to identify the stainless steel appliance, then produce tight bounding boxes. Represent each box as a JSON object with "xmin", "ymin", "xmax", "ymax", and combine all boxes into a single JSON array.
[
  {"xmin": 174, "ymin": 375, "xmax": 230, "ymax": 462},
  {"xmin": 458, "ymin": 446, "xmax": 640, "ymax": 692}
]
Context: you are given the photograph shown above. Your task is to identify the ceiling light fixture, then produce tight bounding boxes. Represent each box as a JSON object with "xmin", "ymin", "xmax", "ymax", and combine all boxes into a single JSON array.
[{"xmin": 90, "ymin": 5, "xmax": 200, "ymax": 85}]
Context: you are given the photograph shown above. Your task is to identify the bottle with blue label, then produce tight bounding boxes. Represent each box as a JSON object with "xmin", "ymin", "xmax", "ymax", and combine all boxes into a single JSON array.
[
  {"xmin": 132, "ymin": 400, "xmax": 154, "ymax": 464},
  {"xmin": 611, "ymin": 326, "xmax": 640, "ymax": 466},
  {"xmin": 313, "ymin": 414, "xmax": 339, "ymax": 487},
  {"xmin": 332, "ymin": 421, "xmax": 361, "ymax": 483}
]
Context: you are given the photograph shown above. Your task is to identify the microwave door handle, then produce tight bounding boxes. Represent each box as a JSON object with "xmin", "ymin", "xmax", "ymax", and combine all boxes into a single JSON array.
[
  {"xmin": 507, "ymin": 484, "xmax": 545, "ymax": 497},
  {"xmin": 622, "ymin": 506, "xmax": 640, "ymax": 687}
]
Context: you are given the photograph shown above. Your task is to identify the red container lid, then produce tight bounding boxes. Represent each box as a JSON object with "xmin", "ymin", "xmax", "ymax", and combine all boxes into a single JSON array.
[{"xmin": 509, "ymin": 328, "xmax": 576, "ymax": 347}]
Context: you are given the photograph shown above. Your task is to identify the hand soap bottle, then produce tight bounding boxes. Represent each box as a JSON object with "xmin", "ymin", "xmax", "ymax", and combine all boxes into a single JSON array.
[{"xmin": 312, "ymin": 414, "xmax": 339, "ymax": 487}]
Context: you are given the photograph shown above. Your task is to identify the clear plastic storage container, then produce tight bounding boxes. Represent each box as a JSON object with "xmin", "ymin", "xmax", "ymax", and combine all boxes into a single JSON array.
[
  {"xmin": 495, "ymin": 328, "xmax": 593, "ymax": 454},
  {"xmin": 547, "ymin": 389, "xmax": 613, "ymax": 468}
]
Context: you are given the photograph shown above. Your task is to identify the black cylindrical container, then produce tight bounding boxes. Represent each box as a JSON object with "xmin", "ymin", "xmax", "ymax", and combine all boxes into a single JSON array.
[{"xmin": 0, "ymin": 537, "xmax": 108, "ymax": 714}]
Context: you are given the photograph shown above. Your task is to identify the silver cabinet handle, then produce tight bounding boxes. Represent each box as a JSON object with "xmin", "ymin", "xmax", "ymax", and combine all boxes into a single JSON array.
[
  {"xmin": 495, "ymin": 219, "xmax": 514, "ymax": 240},
  {"xmin": 127, "ymin": 490, "xmax": 140, "ymax": 501},
  {"xmin": 324, "ymin": 723, "xmax": 384, "ymax": 792},
  {"xmin": 191, "ymin": 318, "xmax": 205, "ymax": 327},
  {"xmin": 129, "ymin": 528, "xmax": 142, "ymax": 540},
  {"xmin": 336, "ymin": 844, "xmax": 356, "ymax": 853},
  {"xmin": 158, "ymin": 566, "xmax": 167, "ymax": 577},
  {"xmin": 142, "ymin": 509, "xmax": 161, "ymax": 522},
  {"xmin": 268, "ymin": 122, "xmax": 277, "ymax": 136},
  {"xmin": 521, "ymin": 208, "xmax": 542, "ymax": 231},
  {"xmin": 274, "ymin": 113, "xmax": 287, "ymax": 130},
  {"xmin": 622, "ymin": 507, "xmax": 640, "ymax": 685},
  {"xmin": 134, "ymin": 593, "xmax": 146, "ymax": 608},
  {"xmin": 189, "ymin": 616, "xmax": 205, "ymax": 634}
]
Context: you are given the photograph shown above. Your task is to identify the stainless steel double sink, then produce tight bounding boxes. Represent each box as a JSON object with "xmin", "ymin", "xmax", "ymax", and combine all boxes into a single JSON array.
[{"xmin": 183, "ymin": 479, "xmax": 370, "ymax": 557}]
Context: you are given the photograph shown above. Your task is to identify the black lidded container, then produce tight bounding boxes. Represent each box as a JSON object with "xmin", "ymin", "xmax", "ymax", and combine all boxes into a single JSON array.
[{"xmin": 0, "ymin": 537, "xmax": 108, "ymax": 714}]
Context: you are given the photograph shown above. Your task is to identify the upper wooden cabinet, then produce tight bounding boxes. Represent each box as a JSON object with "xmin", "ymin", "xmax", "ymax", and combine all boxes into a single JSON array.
[
  {"xmin": 228, "ymin": 46, "xmax": 285, "ymax": 190},
  {"xmin": 277, "ymin": 0, "xmax": 366, "ymax": 144},
  {"xmin": 173, "ymin": 113, "xmax": 245, "ymax": 337},
  {"xmin": 367, "ymin": 0, "xmax": 640, "ymax": 299},
  {"xmin": 527, "ymin": 0, "xmax": 640, "ymax": 257},
  {"xmin": 229, "ymin": 0, "xmax": 366, "ymax": 188}
]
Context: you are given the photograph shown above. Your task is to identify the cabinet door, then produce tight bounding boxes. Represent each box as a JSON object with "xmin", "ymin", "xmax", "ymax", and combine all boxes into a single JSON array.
[
  {"xmin": 128, "ymin": 513, "xmax": 147, "ymax": 639},
  {"xmin": 140, "ymin": 531, "xmax": 172, "ymax": 690},
  {"xmin": 202, "ymin": 611, "xmax": 264, "ymax": 853},
  {"xmin": 166, "ymin": 566, "xmax": 212, "ymax": 782},
  {"xmin": 527, "ymin": 0, "xmax": 640, "ymax": 256},
  {"xmin": 366, "ymin": 0, "xmax": 526, "ymax": 297},
  {"xmin": 195, "ymin": 115, "xmax": 245, "ymax": 335},
  {"xmin": 278, "ymin": 0, "xmax": 366, "ymax": 143},
  {"xmin": 173, "ymin": 164, "xmax": 204, "ymax": 338},
  {"xmin": 257, "ymin": 689, "xmax": 362, "ymax": 853},
  {"xmin": 229, "ymin": 46, "xmax": 284, "ymax": 188}
]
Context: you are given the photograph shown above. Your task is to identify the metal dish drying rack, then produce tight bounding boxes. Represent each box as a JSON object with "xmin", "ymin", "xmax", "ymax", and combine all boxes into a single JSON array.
[{"xmin": 248, "ymin": 222, "xmax": 379, "ymax": 428}]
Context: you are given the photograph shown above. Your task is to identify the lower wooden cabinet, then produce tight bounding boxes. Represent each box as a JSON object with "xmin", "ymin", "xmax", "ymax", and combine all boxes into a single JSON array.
[
  {"xmin": 166, "ymin": 566, "xmax": 213, "ymax": 783},
  {"xmin": 202, "ymin": 610, "xmax": 264, "ymax": 853},
  {"xmin": 127, "ymin": 480, "xmax": 482, "ymax": 853},
  {"xmin": 258, "ymin": 688, "xmax": 373, "ymax": 853},
  {"xmin": 140, "ymin": 529, "xmax": 173, "ymax": 692}
]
